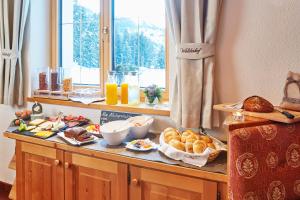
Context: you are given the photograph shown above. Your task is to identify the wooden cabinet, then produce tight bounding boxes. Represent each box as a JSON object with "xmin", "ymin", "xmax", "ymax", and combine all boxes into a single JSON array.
[
  {"xmin": 15, "ymin": 141, "xmax": 226, "ymax": 200},
  {"xmin": 16, "ymin": 141, "xmax": 128, "ymax": 200},
  {"xmin": 16, "ymin": 141, "xmax": 64, "ymax": 200},
  {"xmin": 129, "ymin": 166, "xmax": 217, "ymax": 200},
  {"xmin": 64, "ymin": 152, "xmax": 128, "ymax": 200}
]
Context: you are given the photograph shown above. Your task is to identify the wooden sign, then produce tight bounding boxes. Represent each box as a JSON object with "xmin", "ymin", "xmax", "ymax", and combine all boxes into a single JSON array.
[{"xmin": 100, "ymin": 110, "xmax": 140, "ymax": 125}]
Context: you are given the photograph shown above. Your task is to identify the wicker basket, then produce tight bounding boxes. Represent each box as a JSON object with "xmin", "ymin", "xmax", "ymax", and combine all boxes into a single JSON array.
[{"xmin": 159, "ymin": 131, "xmax": 227, "ymax": 167}]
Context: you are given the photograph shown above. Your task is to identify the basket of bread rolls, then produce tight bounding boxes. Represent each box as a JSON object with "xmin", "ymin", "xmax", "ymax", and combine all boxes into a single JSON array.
[{"xmin": 159, "ymin": 127, "xmax": 227, "ymax": 167}]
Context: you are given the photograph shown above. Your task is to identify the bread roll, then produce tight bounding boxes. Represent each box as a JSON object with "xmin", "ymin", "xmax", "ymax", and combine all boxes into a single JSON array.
[
  {"xmin": 185, "ymin": 142, "xmax": 194, "ymax": 153},
  {"xmin": 164, "ymin": 128, "xmax": 180, "ymax": 135},
  {"xmin": 181, "ymin": 131, "xmax": 193, "ymax": 143},
  {"xmin": 184, "ymin": 129, "xmax": 195, "ymax": 135},
  {"xmin": 186, "ymin": 134, "xmax": 200, "ymax": 142},
  {"xmin": 164, "ymin": 130, "xmax": 179, "ymax": 138},
  {"xmin": 200, "ymin": 135, "xmax": 213, "ymax": 143},
  {"xmin": 165, "ymin": 134, "xmax": 181, "ymax": 143},
  {"xmin": 169, "ymin": 139, "xmax": 185, "ymax": 151},
  {"xmin": 193, "ymin": 140, "xmax": 208, "ymax": 154},
  {"xmin": 185, "ymin": 137, "xmax": 197, "ymax": 144},
  {"xmin": 243, "ymin": 96, "xmax": 274, "ymax": 113},
  {"xmin": 207, "ymin": 143, "xmax": 216, "ymax": 150},
  {"xmin": 164, "ymin": 127, "xmax": 176, "ymax": 133}
]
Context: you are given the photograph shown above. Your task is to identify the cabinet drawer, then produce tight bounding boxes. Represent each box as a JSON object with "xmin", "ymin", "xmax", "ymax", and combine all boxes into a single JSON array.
[{"xmin": 130, "ymin": 166, "xmax": 218, "ymax": 200}]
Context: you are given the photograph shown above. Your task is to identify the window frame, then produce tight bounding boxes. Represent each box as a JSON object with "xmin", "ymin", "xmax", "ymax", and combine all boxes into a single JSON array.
[{"xmin": 51, "ymin": 0, "xmax": 169, "ymax": 101}]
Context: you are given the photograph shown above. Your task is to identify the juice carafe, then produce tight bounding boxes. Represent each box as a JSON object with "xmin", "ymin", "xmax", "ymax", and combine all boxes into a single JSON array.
[
  {"xmin": 105, "ymin": 72, "xmax": 118, "ymax": 105},
  {"xmin": 120, "ymin": 72, "xmax": 129, "ymax": 104},
  {"xmin": 128, "ymin": 72, "xmax": 140, "ymax": 105}
]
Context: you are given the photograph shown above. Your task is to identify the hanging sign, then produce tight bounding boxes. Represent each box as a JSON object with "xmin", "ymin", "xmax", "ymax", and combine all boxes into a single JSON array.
[
  {"xmin": 0, "ymin": 49, "xmax": 19, "ymax": 59},
  {"xmin": 176, "ymin": 43, "xmax": 215, "ymax": 60}
]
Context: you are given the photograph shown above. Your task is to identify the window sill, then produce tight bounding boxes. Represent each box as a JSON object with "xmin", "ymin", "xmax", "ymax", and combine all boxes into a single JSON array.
[{"xmin": 27, "ymin": 97, "xmax": 170, "ymax": 116}]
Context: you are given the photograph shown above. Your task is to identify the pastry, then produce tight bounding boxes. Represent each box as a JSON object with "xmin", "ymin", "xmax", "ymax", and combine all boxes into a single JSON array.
[
  {"xmin": 200, "ymin": 135, "xmax": 213, "ymax": 143},
  {"xmin": 181, "ymin": 131, "xmax": 193, "ymax": 143},
  {"xmin": 185, "ymin": 134, "xmax": 200, "ymax": 142},
  {"xmin": 243, "ymin": 96, "xmax": 274, "ymax": 113},
  {"xmin": 165, "ymin": 134, "xmax": 181, "ymax": 143},
  {"xmin": 186, "ymin": 137, "xmax": 197, "ymax": 144},
  {"xmin": 164, "ymin": 127, "xmax": 177, "ymax": 133},
  {"xmin": 193, "ymin": 140, "xmax": 208, "ymax": 154},
  {"xmin": 164, "ymin": 130, "xmax": 179, "ymax": 138},
  {"xmin": 185, "ymin": 142, "xmax": 194, "ymax": 153},
  {"xmin": 164, "ymin": 129, "xmax": 180, "ymax": 143},
  {"xmin": 162, "ymin": 127, "xmax": 217, "ymax": 155},
  {"xmin": 184, "ymin": 129, "xmax": 196, "ymax": 135},
  {"xmin": 207, "ymin": 143, "xmax": 216, "ymax": 150},
  {"xmin": 64, "ymin": 127, "xmax": 92, "ymax": 142},
  {"xmin": 168, "ymin": 139, "xmax": 185, "ymax": 151}
]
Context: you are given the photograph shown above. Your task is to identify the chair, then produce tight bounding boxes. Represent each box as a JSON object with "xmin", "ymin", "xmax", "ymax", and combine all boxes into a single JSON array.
[{"xmin": 229, "ymin": 122, "xmax": 300, "ymax": 200}]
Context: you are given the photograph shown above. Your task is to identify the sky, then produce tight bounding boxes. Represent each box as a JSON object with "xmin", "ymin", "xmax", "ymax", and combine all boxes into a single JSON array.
[{"xmin": 77, "ymin": 0, "xmax": 165, "ymax": 28}]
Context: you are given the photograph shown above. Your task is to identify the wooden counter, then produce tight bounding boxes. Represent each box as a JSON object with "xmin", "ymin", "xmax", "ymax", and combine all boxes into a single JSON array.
[{"xmin": 4, "ymin": 131, "xmax": 228, "ymax": 200}]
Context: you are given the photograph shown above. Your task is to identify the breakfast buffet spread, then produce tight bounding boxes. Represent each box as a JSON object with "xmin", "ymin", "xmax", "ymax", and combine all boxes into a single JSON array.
[
  {"xmin": 12, "ymin": 94, "xmax": 300, "ymax": 168},
  {"xmin": 9, "ymin": 103, "xmax": 227, "ymax": 168}
]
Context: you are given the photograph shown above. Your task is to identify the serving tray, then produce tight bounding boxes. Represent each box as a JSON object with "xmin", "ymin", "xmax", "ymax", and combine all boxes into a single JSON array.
[
  {"xmin": 57, "ymin": 132, "xmax": 98, "ymax": 146},
  {"xmin": 214, "ymin": 103, "xmax": 300, "ymax": 124}
]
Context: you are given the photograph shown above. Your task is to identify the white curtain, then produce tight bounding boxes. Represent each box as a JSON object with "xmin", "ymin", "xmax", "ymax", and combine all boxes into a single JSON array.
[
  {"xmin": 166, "ymin": 0, "xmax": 222, "ymax": 129},
  {"xmin": 0, "ymin": 0, "xmax": 30, "ymax": 105}
]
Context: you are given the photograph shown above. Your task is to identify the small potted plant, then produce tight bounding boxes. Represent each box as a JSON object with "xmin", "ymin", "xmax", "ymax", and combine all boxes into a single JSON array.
[{"xmin": 144, "ymin": 84, "xmax": 162, "ymax": 105}]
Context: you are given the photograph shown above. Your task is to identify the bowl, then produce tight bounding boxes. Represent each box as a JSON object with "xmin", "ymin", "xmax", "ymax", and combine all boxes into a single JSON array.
[
  {"xmin": 100, "ymin": 120, "xmax": 130, "ymax": 145},
  {"xmin": 127, "ymin": 116, "xmax": 154, "ymax": 139}
]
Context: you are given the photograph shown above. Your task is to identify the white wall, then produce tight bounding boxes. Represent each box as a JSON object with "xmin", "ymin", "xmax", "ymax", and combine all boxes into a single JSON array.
[
  {"xmin": 0, "ymin": 0, "xmax": 51, "ymax": 184},
  {"xmin": 0, "ymin": 105, "xmax": 17, "ymax": 184},
  {"xmin": 1, "ymin": 0, "xmax": 300, "ymax": 184},
  {"xmin": 216, "ymin": 0, "xmax": 300, "ymax": 104}
]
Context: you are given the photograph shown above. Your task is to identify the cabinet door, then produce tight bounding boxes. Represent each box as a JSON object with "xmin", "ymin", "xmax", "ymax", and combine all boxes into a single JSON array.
[
  {"xmin": 65, "ymin": 152, "xmax": 128, "ymax": 200},
  {"xmin": 16, "ymin": 141, "xmax": 64, "ymax": 200},
  {"xmin": 130, "ymin": 166, "xmax": 217, "ymax": 200}
]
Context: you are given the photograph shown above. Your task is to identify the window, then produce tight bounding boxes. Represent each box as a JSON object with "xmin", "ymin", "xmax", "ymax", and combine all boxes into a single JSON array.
[
  {"xmin": 112, "ymin": 0, "xmax": 166, "ymax": 88},
  {"xmin": 57, "ymin": 0, "xmax": 168, "ymax": 91},
  {"xmin": 60, "ymin": 0, "xmax": 101, "ymax": 85}
]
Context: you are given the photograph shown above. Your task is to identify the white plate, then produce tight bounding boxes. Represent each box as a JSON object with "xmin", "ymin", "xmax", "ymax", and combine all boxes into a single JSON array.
[
  {"xmin": 57, "ymin": 132, "xmax": 98, "ymax": 146},
  {"xmin": 125, "ymin": 139, "xmax": 158, "ymax": 152},
  {"xmin": 86, "ymin": 125, "xmax": 101, "ymax": 135}
]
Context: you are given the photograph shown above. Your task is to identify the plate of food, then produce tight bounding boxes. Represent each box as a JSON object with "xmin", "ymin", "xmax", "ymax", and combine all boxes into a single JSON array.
[
  {"xmin": 86, "ymin": 124, "xmax": 100, "ymax": 135},
  {"xmin": 63, "ymin": 115, "xmax": 90, "ymax": 128},
  {"xmin": 126, "ymin": 139, "xmax": 158, "ymax": 152},
  {"xmin": 13, "ymin": 121, "xmax": 57, "ymax": 139},
  {"xmin": 57, "ymin": 127, "xmax": 98, "ymax": 146}
]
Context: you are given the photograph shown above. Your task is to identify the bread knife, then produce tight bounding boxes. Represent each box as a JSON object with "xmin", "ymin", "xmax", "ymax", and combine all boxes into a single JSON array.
[{"xmin": 274, "ymin": 108, "xmax": 295, "ymax": 119}]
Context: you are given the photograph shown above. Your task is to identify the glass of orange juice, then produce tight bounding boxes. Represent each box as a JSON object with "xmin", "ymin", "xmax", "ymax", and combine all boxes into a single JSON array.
[
  {"xmin": 121, "ymin": 72, "xmax": 129, "ymax": 104},
  {"xmin": 106, "ymin": 71, "xmax": 118, "ymax": 105}
]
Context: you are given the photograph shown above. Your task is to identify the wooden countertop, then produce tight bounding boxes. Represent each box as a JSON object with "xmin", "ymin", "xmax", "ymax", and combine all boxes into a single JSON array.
[{"xmin": 4, "ymin": 130, "xmax": 227, "ymax": 183}]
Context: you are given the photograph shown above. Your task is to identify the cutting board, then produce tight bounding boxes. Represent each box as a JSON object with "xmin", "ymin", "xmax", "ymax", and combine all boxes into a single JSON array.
[{"xmin": 214, "ymin": 103, "xmax": 300, "ymax": 124}]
